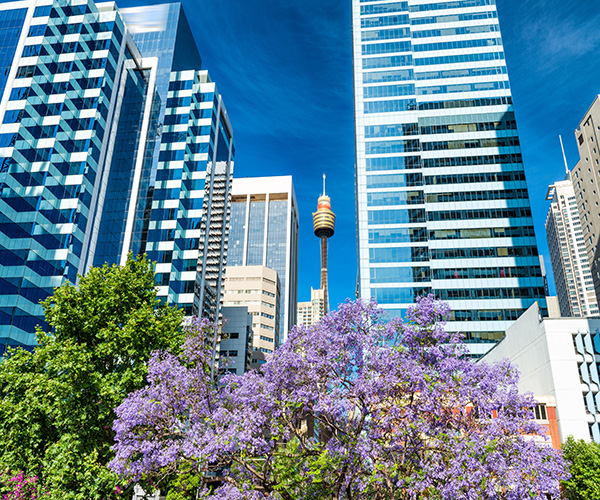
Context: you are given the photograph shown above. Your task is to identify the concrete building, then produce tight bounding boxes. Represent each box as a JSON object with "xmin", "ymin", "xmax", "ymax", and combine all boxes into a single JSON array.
[
  {"xmin": 546, "ymin": 179, "xmax": 598, "ymax": 317},
  {"xmin": 0, "ymin": 0, "xmax": 233, "ymax": 353},
  {"xmin": 222, "ymin": 265, "xmax": 280, "ymax": 367},
  {"xmin": 351, "ymin": 0, "xmax": 546, "ymax": 355},
  {"xmin": 297, "ymin": 287, "xmax": 325, "ymax": 327},
  {"xmin": 220, "ymin": 306, "xmax": 253, "ymax": 375},
  {"xmin": 227, "ymin": 176, "xmax": 299, "ymax": 343},
  {"xmin": 546, "ymin": 296, "xmax": 561, "ymax": 318},
  {"xmin": 481, "ymin": 302, "xmax": 600, "ymax": 443},
  {"xmin": 570, "ymin": 96, "xmax": 600, "ymax": 306}
]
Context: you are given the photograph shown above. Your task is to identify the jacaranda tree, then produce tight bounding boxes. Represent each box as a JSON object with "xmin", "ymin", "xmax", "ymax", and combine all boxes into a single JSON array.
[{"xmin": 110, "ymin": 296, "xmax": 567, "ymax": 499}]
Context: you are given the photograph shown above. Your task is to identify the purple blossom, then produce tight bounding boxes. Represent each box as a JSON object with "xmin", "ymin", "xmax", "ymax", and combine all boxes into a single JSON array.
[{"xmin": 110, "ymin": 296, "xmax": 568, "ymax": 499}]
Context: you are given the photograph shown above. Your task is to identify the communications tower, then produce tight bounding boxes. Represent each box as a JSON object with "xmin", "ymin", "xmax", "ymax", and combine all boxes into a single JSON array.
[{"xmin": 312, "ymin": 175, "xmax": 336, "ymax": 314}]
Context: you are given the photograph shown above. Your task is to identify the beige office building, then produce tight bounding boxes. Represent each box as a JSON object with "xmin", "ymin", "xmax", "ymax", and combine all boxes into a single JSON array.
[
  {"xmin": 297, "ymin": 288, "xmax": 325, "ymax": 327},
  {"xmin": 222, "ymin": 266, "xmax": 280, "ymax": 366},
  {"xmin": 570, "ymin": 95, "xmax": 600, "ymax": 304}
]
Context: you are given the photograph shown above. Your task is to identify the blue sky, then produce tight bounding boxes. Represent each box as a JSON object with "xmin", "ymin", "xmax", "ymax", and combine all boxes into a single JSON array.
[{"xmin": 121, "ymin": 0, "xmax": 600, "ymax": 308}]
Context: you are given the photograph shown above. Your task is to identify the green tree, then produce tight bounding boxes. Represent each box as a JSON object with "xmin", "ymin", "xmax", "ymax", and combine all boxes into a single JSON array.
[
  {"xmin": 0, "ymin": 255, "xmax": 185, "ymax": 500},
  {"xmin": 562, "ymin": 436, "xmax": 600, "ymax": 500}
]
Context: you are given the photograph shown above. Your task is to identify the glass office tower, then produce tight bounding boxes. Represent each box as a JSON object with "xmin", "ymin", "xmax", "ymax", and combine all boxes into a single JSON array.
[
  {"xmin": 352, "ymin": 0, "xmax": 546, "ymax": 354},
  {"xmin": 227, "ymin": 176, "xmax": 299, "ymax": 344},
  {"xmin": 0, "ymin": 0, "xmax": 233, "ymax": 353}
]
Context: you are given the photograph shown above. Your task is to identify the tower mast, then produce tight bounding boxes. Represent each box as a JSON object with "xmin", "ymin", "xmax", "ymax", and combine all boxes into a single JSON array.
[{"xmin": 312, "ymin": 175, "xmax": 336, "ymax": 314}]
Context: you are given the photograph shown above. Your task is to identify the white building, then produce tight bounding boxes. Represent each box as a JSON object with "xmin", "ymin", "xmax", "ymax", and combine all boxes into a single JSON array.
[
  {"xmin": 545, "ymin": 179, "xmax": 598, "ymax": 317},
  {"xmin": 297, "ymin": 287, "xmax": 325, "ymax": 327},
  {"xmin": 480, "ymin": 302, "xmax": 600, "ymax": 443}
]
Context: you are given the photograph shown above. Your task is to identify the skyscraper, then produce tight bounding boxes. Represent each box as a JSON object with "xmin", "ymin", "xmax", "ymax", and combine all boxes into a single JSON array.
[
  {"xmin": 569, "ymin": 96, "xmax": 600, "ymax": 306},
  {"xmin": 312, "ymin": 175, "xmax": 335, "ymax": 313},
  {"xmin": 227, "ymin": 176, "xmax": 299, "ymax": 343},
  {"xmin": 0, "ymin": 0, "xmax": 233, "ymax": 353},
  {"xmin": 546, "ymin": 179, "xmax": 598, "ymax": 317},
  {"xmin": 352, "ymin": 0, "xmax": 546, "ymax": 354}
]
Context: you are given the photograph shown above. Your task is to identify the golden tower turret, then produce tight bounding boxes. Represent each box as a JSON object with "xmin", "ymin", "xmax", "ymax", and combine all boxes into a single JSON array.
[{"xmin": 312, "ymin": 174, "xmax": 335, "ymax": 313}]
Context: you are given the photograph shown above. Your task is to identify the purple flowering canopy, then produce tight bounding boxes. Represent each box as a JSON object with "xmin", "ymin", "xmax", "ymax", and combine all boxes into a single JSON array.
[{"xmin": 109, "ymin": 296, "xmax": 567, "ymax": 499}]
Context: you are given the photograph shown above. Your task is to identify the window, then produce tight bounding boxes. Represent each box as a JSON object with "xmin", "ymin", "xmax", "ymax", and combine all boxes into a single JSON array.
[{"xmin": 534, "ymin": 404, "xmax": 547, "ymax": 420}]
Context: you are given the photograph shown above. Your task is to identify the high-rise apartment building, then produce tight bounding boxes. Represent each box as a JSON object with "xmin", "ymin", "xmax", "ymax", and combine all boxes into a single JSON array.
[
  {"xmin": 351, "ymin": 0, "xmax": 546, "ymax": 354},
  {"xmin": 222, "ymin": 266, "xmax": 280, "ymax": 366},
  {"xmin": 569, "ymin": 96, "xmax": 600, "ymax": 305},
  {"xmin": 0, "ymin": 0, "xmax": 233, "ymax": 353},
  {"xmin": 227, "ymin": 176, "xmax": 299, "ymax": 343},
  {"xmin": 297, "ymin": 287, "xmax": 325, "ymax": 327},
  {"xmin": 546, "ymin": 179, "xmax": 598, "ymax": 317}
]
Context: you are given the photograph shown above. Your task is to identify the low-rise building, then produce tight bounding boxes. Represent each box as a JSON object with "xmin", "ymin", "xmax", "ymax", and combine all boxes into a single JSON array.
[
  {"xmin": 480, "ymin": 303, "xmax": 600, "ymax": 444},
  {"xmin": 297, "ymin": 288, "xmax": 325, "ymax": 327},
  {"xmin": 222, "ymin": 266, "xmax": 280, "ymax": 367},
  {"xmin": 220, "ymin": 306, "xmax": 253, "ymax": 375}
]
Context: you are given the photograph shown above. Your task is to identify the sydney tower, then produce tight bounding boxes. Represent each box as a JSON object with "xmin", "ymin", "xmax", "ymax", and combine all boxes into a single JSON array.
[{"xmin": 312, "ymin": 175, "xmax": 336, "ymax": 314}]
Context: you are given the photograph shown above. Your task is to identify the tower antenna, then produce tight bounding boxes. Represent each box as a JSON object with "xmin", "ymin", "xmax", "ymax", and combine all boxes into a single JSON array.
[
  {"xmin": 559, "ymin": 135, "xmax": 569, "ymax": 175},
  {"xmin": 323, "ymin": 173, "xmax": 326, "ymax": 196}
]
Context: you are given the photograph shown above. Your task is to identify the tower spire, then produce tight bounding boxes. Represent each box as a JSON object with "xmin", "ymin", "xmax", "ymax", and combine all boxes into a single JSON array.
[
  {"xmin": 559, "ymin": 135, "xmax": 569, "ymax": 175},
  {"xmin": 313, "ymin": 180, "xmax": 336, "ymax": 314}
]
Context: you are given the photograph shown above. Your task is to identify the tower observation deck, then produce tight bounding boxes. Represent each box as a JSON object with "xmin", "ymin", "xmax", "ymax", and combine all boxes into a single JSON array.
[{"xmin": 312, "ymin": 175, "xmax": 336, "ymax": 313}]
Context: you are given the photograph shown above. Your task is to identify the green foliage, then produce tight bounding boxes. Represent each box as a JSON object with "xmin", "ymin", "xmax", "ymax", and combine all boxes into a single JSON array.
[
  {"xmin": 561, "ymin": 436, "xmax": 600, "ymax": 500},
  {"xmin": 0, "ymin": 255, "xmax": 185, "ymax": 499},
  {"xmin": 164, "ymin": 462, "xmax": 204, "ymax": 500}
]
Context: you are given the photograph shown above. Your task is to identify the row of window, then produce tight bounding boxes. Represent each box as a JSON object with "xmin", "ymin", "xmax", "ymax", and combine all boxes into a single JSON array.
[
  {"xmin": 367, "ymin": 191, "xmax": 423, "ymax": 206},
  {"xmin": 421, "ymin": 136, "xmax": 520, "ymax": 151},
  {"xmin": 365, "ymin": 138, "xmax": 420, "ymax": 154},
  {"xmin": 429, "ymin": 225, "xmax": 536, "ymax": 240},
  {"xmin": 370, "ymin": 266, "xmax": 430, "ymax": 283},
  {"xmin": 437, "ymin": 287, "xmax": 546, "ymax": 300},
  {"xmin": 361, "ymin": 14, "xmax": 409, "ymax": 29},
  {"xmin": 362, "ymin": 40, "xmax": 412, "ymax": 55},
  {"xmin": 361, "ymin": 27, "xmax": 410, "ymax": 42},
  {"xmin": 415, "ymin": 65, "xmax": 506, "ymax": 81},
  {"xmin": 411, "ymin": 23, "xmax": 499, "ymax": 39},
  {"xmin": 424, "ymin": 171, "xmax": 525, "ymax": 185},
  {"xmin": 363, "ymin": 68, "xmax": 412, "ymax": 84},
  {"xmin": 360, "ymin": 2, "xmax": 408, "ymax": 16},
  {"xmin": 369, "ymin": 207, "xmax": 532, "ymax": 224},
  {"xmin": 363, "ymin": 54, "xmax": 412, "ymax": 70},
  {"xmin": 364, "ymin": 83, "xmax": 415, "ymax": 99},
  {"xmin": 365, "ymin": 99, "xmax": 416, "ymax": 114},
  {"xmin": 414, "ymin": 51, "xmax": 505, "ymax": 67},
  {"xmin": 409, "ymin": 0, "xmax": 495, "ymax": 12},
  {"xmin": 411, "ymin": 11, "xmax": 498, "ymax": 26},
  {"xmin": 423, "ymin": 153, "xmax": 523, "ymax": 169},
  {"xmin": 413, "ymin": 37, "xmax": 502, "ymax": 53},
  {"xmin": 449, "ymin": 309, "xmax": 527, "ymax": 322},
  {"xmin": 418, "ymin": 80, "xmax": 510, "ymax": 96},
  {"xmin": 368, "ymin": 209, "xmax": 426, "ymax": 225},
  {"xmin": 366, "ymin": 156, "xmax": 421, "ymax": 171},
  {"xmin": 369, "ymin": 227, "xmax": 427, "ymax": 244},
  {"xmin": 433, "ymin": 266, "xmax": 542, "ymax": 280},
  {"xmin": 430, "ymin": 246, "xmax": 538, "ymax": 259},
  {"xmin": 426, "ymin": 188, "xmax": 529, "ymax": 203}
]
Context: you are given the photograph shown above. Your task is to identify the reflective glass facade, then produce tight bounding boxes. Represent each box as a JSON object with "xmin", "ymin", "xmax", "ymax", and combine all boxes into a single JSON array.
[
  {"xmin": 352, "ymin": 0, "xmax": 546, "ymax": 355},
  {"xmin": 228, "ymin": 177, "xmax": 299, "ymax": 344},
  {"xmin": 0, "ymin": 0, "xmax": 232, "ymax": 353}
]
